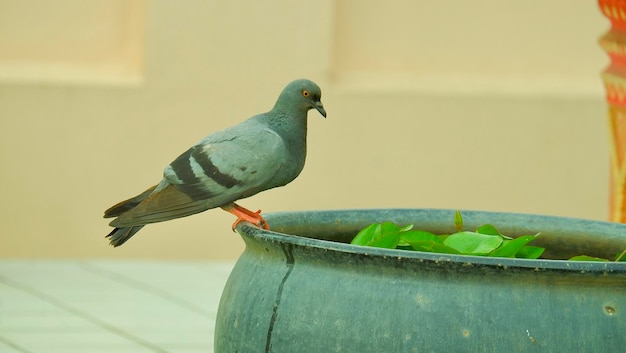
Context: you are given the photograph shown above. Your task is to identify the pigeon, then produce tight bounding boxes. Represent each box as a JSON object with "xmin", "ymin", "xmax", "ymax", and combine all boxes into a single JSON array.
[{"xmin": 104, "ymin": 79, "xmax": 326, "ymax": 246}]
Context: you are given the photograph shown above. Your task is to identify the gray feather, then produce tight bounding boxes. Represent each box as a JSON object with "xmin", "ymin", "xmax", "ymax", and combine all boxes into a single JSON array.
[{"xmin": 107, "ymin": 225, "xmax": 144, "ymax": 247}]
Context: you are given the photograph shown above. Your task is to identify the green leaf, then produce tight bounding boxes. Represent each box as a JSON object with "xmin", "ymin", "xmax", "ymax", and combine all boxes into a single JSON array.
[
  {"xmin": 476, "ymin": 224, "xmax": 515, "ymax": 239},
  {"xmin": 369, "ymin": 232, "xmax": 401, "ymax": 249},
  {"xmin": 380, "ymin": 222, "xmax": 401, "ymax": 236},
  {"xmin": 400, "ymin": 230, "xmax": 440, "ymax": 244},
  {"xmin": 410, "ymin": 241, "xmax": 461, "ymax": 254},
  {"xmin": 444, "ymin": 231, "xmax": 503, "ymax": 255},
  {"xmin": 568, "ymin": 255, "xmax": 610, "ymax": 262},
  {"xmin": 615, "ymin": 249, "xmax": 626, "ymax": 262},
  {"xmin": 454, "ymin": 211, "xmax": 463, "ymax": 232},
  {"xmin": 350, "ymin": 222, "xmax": 403, "ymax": 249},
  {"xmin": 436, "ymin": 234, "xmax": 451, "ymax": 242},
  {"xmin": 399, "ymin": 224, "xmax": 414, "ymax": 232},
  {"xmin": 489, "ymin": 235, "xmax": 540, "ymax": 258},
  {"xmin": 515, "ymin": 246, "xmax": 545, "ymax": 259},
  {"xmin": 350, "ymin": 223, "xmax": 381, "ymax": 246},
  {"xmin": 476, "ymin": 224, "xmax": 500, "ymax": 236},
  {"xmin": 403, "ymin": 230, "xmax": 458, "ymax": 254}
]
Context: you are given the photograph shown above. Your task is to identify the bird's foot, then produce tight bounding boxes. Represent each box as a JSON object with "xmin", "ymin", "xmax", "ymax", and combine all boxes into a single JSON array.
[{"xmin": 221, "ymin": 202, "xmax": 270, "ymax": 232}]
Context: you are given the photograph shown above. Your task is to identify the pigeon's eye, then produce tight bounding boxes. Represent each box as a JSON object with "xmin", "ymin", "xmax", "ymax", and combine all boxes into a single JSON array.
[{"xmin": 302, "ymin": 90, "xmax": 310, "ymax": 98}]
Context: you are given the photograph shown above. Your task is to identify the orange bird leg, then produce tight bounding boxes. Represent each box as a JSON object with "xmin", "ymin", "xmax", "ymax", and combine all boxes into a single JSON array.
[{"xmin": 220, "ymin": 202, "xmax": 270, "ymax": 231}]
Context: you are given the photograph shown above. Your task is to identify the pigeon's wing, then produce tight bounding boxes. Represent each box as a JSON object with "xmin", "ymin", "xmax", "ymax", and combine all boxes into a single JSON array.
[
  {"xmin": 111, "ymin": 124, "xmax": 286, "ymax": 227},
  {"xmin": 166, "ymin": 124, "xmax": 287, "ymax": 199}
]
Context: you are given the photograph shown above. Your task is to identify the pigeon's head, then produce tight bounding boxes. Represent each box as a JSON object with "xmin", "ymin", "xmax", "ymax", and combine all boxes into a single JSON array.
[{"xmin": 276, "ymin": 79, "xmax": 326, "ymax": 118}]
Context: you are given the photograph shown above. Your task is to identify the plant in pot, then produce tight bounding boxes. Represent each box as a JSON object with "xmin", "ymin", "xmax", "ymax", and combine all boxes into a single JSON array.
[{"xmin": 214, "ymin": 208, "xmax": 626, "ymax": 353}]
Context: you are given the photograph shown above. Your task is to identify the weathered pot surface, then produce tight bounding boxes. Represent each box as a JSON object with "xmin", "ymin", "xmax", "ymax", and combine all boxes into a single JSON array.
[{"xmin": 215, "ymin": 209, "xmax": 626, "ymax": 353}]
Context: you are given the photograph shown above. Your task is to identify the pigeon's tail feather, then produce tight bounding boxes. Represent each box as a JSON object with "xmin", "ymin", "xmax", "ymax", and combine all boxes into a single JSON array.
[
  {"xmin": 109, "ymin": 184, "xmax": 216, "ymax": 227},
  {"xmin": 104, "ymin": 185, "xmax": 155, "ymax": 246},
  {"xmin": 106, "ymin": 225, "xmax": 144, "ymax": 247},
  {"xmin": 104, "ymin": 185, "xmax": 157, "ymax": 218}
]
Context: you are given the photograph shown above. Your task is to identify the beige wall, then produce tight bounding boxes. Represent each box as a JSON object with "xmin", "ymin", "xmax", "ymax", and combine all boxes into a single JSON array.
[{"xmin": 0, "ymin": 0, "xmax": 610, "ymax": 259}]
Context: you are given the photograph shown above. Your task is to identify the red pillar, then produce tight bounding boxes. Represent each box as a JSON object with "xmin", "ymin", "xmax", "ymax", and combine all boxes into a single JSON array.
[{"xmin": 599, "ymin": 0, "xmax": 626, "ymax": 222}]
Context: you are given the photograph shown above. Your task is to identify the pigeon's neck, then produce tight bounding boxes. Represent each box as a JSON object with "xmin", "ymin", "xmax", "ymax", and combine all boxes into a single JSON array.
[
  {"xmin": 265, "ymin": 107, "xmax": 308, "ymax": 159},
  {"xmin": 267, "ymin": 107, "xmax": 307, "ymax": 135}
]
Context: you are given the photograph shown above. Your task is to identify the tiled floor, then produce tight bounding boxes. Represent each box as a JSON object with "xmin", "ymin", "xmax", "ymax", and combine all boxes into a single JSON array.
[{"xmin": 0, "ymin": 260, "xmax": 235, "ymax": 353}]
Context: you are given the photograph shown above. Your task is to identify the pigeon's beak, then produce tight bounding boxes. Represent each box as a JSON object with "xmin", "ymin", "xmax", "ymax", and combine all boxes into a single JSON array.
[{"xmin": 314, "ymin": 101, "xmax": 327, "ymax": 118}]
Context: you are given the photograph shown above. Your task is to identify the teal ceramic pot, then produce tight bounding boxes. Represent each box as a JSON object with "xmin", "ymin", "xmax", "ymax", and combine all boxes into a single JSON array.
[{"xmin": 214, "ymin": 209, "xmax": 626, "ymax": 353}]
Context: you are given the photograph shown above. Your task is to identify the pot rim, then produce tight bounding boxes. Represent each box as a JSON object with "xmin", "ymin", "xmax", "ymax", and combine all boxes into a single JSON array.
[{"xmin": 238, "ymin": 208, "xmax": 626, "ymax": 273}]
